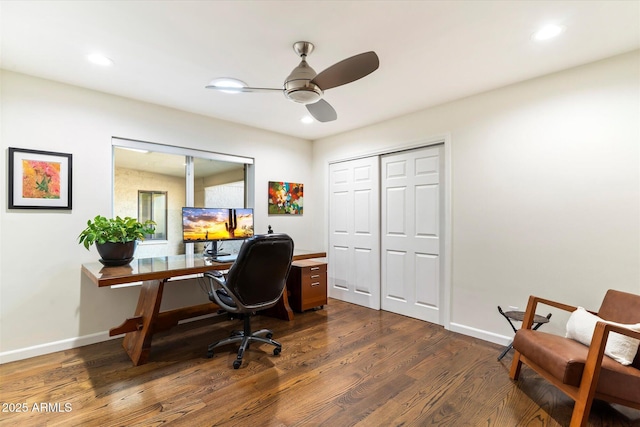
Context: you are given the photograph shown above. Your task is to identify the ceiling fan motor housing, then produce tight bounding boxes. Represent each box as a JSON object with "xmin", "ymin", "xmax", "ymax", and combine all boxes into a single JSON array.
[{"xmin": 284, "ymin": 58, "xmax": 323, "ymax": 104}]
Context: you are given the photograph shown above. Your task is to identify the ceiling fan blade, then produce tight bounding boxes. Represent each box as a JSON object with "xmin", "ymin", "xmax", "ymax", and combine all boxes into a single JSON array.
[
  {"xmin": 205, "ymin": 85, "xmax": 282, "ymax": 94},
  {"xmin": 310, "ymin": 51, "xmax": 379, "ymax": 91},
  {"xmin": 306, "ymin": 99, "xmax": 337, "ymax": 122}
]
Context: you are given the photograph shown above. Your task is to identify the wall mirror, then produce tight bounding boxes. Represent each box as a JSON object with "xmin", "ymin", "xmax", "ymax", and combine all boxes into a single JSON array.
[{"xmin": 112, "ymin": 138, "xmax": 254, "ymax": 258}]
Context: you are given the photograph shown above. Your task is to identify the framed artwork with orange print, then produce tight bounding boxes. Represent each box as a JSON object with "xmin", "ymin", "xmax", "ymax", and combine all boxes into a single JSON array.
[{"xmin": 8, "ymin": 147, "xmax": 72, "ymax": 209}]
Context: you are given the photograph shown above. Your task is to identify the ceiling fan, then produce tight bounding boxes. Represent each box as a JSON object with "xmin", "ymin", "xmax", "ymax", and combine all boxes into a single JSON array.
[{"xmin": 205, "ymin": 41, "xmax": 379, "ymax": 123}]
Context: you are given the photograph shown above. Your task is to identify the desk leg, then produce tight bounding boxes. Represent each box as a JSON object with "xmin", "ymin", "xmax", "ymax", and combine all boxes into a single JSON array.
[
  {"xmin": 263, "ymin": 284, "xmax": 294, "ymax": 321},
  {"xmin": 122, "ymin": 279, "xmax": 165, "ymax": 366}
]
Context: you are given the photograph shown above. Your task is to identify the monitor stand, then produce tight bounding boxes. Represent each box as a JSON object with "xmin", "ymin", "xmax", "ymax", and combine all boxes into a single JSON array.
[{"xmin": 204, "ymin": 241, "xmax": 229, "ymax": 258}]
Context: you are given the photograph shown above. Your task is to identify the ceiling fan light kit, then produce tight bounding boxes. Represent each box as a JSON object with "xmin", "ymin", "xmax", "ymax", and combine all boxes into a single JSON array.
[
  {"xmin": 206, "ymin": 77, "xmax": 247, "ymax": 93},
  {"xmin": 205, "ymin": 41, "xmax": 379, "ymax": 123},
  {"xmin": 284, "ymin": 53, "xmax": 323, "ymax": 104}
]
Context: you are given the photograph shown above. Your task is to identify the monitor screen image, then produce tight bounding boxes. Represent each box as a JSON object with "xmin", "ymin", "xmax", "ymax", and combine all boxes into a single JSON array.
[{"xmin": 182, "ymin": 207, "xmax": 254, "ymax": 243}]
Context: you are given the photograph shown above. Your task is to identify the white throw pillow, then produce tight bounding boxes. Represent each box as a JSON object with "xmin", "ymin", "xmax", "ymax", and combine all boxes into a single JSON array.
[{"xmin": 565, "ymin": 307, "xmax": 640, "ymax": 365}]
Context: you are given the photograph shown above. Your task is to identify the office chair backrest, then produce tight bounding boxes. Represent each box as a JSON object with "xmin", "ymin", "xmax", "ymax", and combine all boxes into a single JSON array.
[{"xmin": 224, "ymin": 233, "xmax": 294, "ymax": 308}]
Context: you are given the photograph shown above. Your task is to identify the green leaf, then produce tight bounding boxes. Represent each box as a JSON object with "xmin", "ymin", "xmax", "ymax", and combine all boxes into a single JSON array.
[{"xmin": 77, "ymin": 215, "xmax": 156, "ymax": 248}]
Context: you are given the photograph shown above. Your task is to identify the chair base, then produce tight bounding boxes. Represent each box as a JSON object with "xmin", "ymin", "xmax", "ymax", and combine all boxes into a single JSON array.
[{"xmin": 207, "ymin": 315, "xmax": 282, "ymax": 369}]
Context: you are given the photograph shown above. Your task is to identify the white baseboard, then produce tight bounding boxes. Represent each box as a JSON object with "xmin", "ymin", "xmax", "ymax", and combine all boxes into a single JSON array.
[
  {"xmin": 448, "ymin": 322, "xmax": 512, "ymax": 347},
  {"xmin": 0, "ymin": 313, "xmax": 218, "ymax": 365},
  {"xmin": 0, "ymin": 331, "xmax": 118, "ymax": 364}
]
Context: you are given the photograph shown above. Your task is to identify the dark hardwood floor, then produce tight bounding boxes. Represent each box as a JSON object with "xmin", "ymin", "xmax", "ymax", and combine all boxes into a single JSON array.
[{"xmin": 1, "ymin": 299, "xmax": 639, "ymax": 426}]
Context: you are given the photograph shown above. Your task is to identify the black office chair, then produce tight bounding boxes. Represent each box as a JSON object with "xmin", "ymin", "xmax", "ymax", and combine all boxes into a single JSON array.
[{"xmin": 204, "ymin": 233, "xmax": 294, "ymax": 369}]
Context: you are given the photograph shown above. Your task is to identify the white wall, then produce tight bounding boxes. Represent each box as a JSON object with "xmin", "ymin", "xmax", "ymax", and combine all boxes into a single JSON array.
[
  {"xmin": 312, "ymin": 50, "xmax": 640, "ymax": 343},
  {"xmin": 0, "ymin": 70, "xmax": 315, "ymax": 362}
]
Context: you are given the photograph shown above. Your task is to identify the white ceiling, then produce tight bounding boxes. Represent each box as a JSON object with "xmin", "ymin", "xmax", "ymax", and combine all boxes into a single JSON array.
[{"xmin": 1, "ymin": 1, "xmax": 638, "ymax": 141}]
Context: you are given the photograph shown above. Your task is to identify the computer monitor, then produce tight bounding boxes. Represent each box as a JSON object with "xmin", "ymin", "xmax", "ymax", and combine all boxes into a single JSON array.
[{"xmin": 182, "ymin": 207, "xmax": 254, "ymax": 256}]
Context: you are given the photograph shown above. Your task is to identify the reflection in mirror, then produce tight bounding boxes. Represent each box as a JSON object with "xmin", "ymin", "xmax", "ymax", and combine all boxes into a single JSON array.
[
  {"xmin": 138, "ymin": 190, "xmax": 167, "ymax": 240},
  {"xmin": 193, "ymin": 156, "xmax": 246, "ymax": 255},
  {"xmin": 113, "ymin": 146, "xmax": 246, "ymax": 258}
]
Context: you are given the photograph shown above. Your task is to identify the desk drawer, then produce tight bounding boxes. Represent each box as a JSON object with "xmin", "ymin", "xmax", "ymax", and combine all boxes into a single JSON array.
[{"xmin": 288, "ymin": 261, "xmax": 327, "ymax": 312}]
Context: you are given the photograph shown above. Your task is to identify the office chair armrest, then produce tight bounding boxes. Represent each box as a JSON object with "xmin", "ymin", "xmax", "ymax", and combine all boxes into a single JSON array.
[
  {"xmin": 204, "ymin": 271, "xmax": 241, "ymax": 313},
  {"xmin": 204, "ymin": 271, "xmax": 225, "ymax": 287},
  {"xmin": 206, "ymin": 270, "xmax": 226, "ymax": 279}
]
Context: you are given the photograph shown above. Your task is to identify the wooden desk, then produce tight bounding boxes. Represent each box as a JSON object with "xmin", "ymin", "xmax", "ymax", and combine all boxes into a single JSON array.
[{"xmin": 82, "ymin": 250, "xmax": 326, "ymax": 365}]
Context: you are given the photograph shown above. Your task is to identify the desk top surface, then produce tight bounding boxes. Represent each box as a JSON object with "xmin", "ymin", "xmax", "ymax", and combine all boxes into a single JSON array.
[{"xmin": 82, "ymin": 250, "xmax": 326, "ymax": 287}]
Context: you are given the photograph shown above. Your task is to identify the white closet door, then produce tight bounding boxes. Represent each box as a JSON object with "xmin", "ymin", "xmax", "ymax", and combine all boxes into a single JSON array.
[
  {"xmin": 381, "ymin": 145, "xmax": 443, "ymax": 323},
  {"xmin": 328, "ymin": 157, "xmax": 380, "ymax": 309}
]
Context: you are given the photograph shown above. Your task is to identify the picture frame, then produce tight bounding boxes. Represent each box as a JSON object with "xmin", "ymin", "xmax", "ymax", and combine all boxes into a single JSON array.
[
  {"xmin": 8, "ymin": 147, "xmax": 72, "ymax": 210},
  {"xmin": 268, "ymin": 181, "xmax": 303, "ymax": 215}
]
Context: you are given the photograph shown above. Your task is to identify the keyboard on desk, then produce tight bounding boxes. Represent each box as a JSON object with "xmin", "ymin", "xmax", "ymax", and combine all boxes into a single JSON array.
[{"xmin": 212, "ymin": 254, "xmax": 237, "ymax": 263}]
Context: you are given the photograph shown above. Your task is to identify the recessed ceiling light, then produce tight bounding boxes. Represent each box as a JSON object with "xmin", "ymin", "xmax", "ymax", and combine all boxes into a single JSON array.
[
  {"xmin": 300, "ymin": 116, "xmax": 314, "ymax": 124},
  {"xmin": 532, "ymin": 24, "xmax": 564, "ymax": 41},
  {"xmin": 207, "ymin": 77, "xmax": 247, "ymax": 94},
  {"xmin": 87, "ymin": 53, "xmax": 114, "ymax": 66}
]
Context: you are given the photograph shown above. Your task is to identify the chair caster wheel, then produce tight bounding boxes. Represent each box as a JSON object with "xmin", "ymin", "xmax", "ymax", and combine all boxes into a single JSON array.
[
  {"xmin": 233, "ymin": 360, "xmax": 242, "ymax": 369},
  {"xmin": 266, "ymin": 332, "xmax": 273, "ymax": 339},
  {"xmin": 273, "ymin": 347, "xmax": 281, "ymax": 356},
  {"xmin": 206, "ymin": 350, "xmax": 214, "ymax": 358}
]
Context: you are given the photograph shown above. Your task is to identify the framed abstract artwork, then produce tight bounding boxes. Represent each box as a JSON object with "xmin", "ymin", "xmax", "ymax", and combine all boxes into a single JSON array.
[
  {"xmin": 268, "ymin": 181, "xmax": 303, "ymax": 215},
  {"xmin": 8, "ymin": 147, "xmax": 73, "ymax": 209}
]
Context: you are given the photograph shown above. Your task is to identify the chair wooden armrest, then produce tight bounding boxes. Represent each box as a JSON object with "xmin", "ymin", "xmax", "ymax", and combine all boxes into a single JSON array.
[
  {"xmin": 520, "ymin": 295, "xmax": 577, "ymax": 329},
  {"xmin": 583, "ymin": 321, "xmax": 640, "ymax": 384},
  {"xmin": 574, "ymin": 321, "xmax": 640, "ymax": 423},
  {"xmin": 582, "ymin": 321, "xmax": 640, "ymax": 379}
]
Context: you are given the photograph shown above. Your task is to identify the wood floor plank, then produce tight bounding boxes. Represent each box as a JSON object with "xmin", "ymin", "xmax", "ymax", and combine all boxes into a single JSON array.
[{"xmin": 1, "ymin": 299, "xmax": 638, "ymax": 426}]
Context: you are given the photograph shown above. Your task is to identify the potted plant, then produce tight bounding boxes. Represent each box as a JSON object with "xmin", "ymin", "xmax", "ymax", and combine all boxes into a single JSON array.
[{"xmin": 78, "ymin": 215, "xmax": 156, "ymax": 266}]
